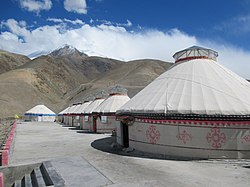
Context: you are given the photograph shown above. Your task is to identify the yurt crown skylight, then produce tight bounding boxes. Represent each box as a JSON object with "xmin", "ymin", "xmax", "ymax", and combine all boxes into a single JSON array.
[{"xmin": 173, "ymin": 46, "xmax": 218, "ymax": 63}]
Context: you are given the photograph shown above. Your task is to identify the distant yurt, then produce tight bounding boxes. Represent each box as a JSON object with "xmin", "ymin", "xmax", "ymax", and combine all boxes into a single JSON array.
[
  {"xmin": 93, "ymin": 86, "xmax": 130, "ymax": 133},
  {"xmin": 58, "ymin": 107, "xmax": 69, "ymax": 123},
  {"xmin": 62, "ymin": 106, "xmax": 71, "ymax": 125},
  {"xmin": 67, "ymin": 103, "xmax": 82, "ymax": 126},
  {"xmin": 117, "ymin": 46, "xmax": 250, "ymax": 159},
  {"xmin": 83, "ymin": 97, "xmax": 105, "ymax": 132},
  {"xmin": 25, "ymin": 105, "xmax": 56, "ymax": 122},
  {"xmin": 66, "ymin": 103, "xmax": 81, "ymax": 126},
  {"xmin": 76, "ymin": 101, "xmax": 92, "ymax": 129}
]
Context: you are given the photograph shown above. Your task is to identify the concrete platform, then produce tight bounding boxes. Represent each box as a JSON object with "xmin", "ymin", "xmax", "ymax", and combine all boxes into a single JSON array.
[{"xmin": 8, "ymin": 122, "xmax": 250, "ymax": 187}]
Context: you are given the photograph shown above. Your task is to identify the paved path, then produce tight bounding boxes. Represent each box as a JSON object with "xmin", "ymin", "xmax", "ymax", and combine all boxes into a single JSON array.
[{"xmin": 10, "ymin": 122, "xmax": 250, "ymax": 187}]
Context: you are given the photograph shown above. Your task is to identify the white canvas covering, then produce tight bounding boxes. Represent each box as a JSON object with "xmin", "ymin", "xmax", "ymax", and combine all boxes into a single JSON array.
[
  {"xmin": 118, "ymin": 46, "xmax": 250, "ymax": 116},
  {"xmin": 95, "ymin": 94, "xmax": 130, "ymax": 113},
  {"xmin": 25, "ymin": 105, "xmax": 55, "ymax": 115},
  {"xmin": 67, "ymin": 105, "xmax": 79, "ymax": 114},
  {"xmin": 84, "ymin": 99, "xmax": 105, "ymax": 114},
  {"xmin": 58, "ymin": 107, "xmax": 70, "ymax": 115},
  {"xmin": 74, "ymin": 101, "xmax": 92, "ymax": 114},
  {"xmin": 69, "ymin": 104, "xmax": 82, "ymax": 114},
  {"xmin": 25, "ymin": 105, "xmax": 56, "ymax": 122}
]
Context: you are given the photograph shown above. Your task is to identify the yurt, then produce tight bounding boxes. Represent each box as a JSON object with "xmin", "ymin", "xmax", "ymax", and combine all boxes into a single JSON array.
[
  {"xmin": 116, "ymin": 46, "xmax": 250, "ymax": 159},
  {"xmin": 67, "ymin": 104, "xmax": 81, "ymax": 126},
  {"xmin": 62, "ymin": 106, "xmax": 71, "ymax": 125},
  {"xmin": 24, "ymin": 105, "xmax": 56, "ymax": 122},
  {"xmin": 58, "ymin": 107, "xmax": 69, "ymax": 123},
  {"xmin": 76, "ymin": 101, "xmax": 92, "ymax": 129},
  {"xmin": 69, "ymin": 103, "xmax": 82, "ymax": 127},
  {"xmin": 83, "ymin": 97, "xmax": 105, "ymax": 132},
  {"xmin": 93, "ymin": 86, "xmax": 130, "ymax": 133}
]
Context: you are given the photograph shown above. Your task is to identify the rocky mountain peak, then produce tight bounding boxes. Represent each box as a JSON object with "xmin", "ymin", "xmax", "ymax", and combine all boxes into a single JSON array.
[{"xmin": 49, "ymin": 44, "xmax": 87, "ymax": 58}]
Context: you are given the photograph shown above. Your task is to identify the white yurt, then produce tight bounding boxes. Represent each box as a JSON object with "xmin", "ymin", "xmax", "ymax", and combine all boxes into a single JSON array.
[
  {"xmin": 24, "ymin": 105, "xmax": 56, "ymax": 122},
  {"xmin": 117, "ymin": 46, "xmax": 250, "ymax": 159},
  {"xmin": 75, "ymin": 101, "xmax": 92, "ymax": 129},
  {"xmin": 69, "ymin": 103, "xmax": 82, "ymax": 127},
  {"xmin": 58, "ymin": 107, "xmax": 69, "ymax": 123},
  {"xmin": 93, "ymin": 86, "xmax": 130, "ymax": 133},
  {"xmin": 65, "ymin": 103, "xmax": 81, "ymax": 126},
  {"xmin": 62, "ymin": 106, "xmax": 71, "ymax": 125},
  {"xmin": 83, "ymin": 98, "xmax": 105, "ymax": 132}
]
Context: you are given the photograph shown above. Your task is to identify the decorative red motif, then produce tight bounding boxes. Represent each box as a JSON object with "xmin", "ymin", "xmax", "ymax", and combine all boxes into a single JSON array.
[
  {"xmin": 241, "ymin": 131, "xmax": 250, "ymax": 143},
  {"xmin": 206, "ymin": 127, "xmax": 226, "ymax": 149},
  {"xmin": 176, "ymin": 130, "xmax": 192, "ymax": 144},
  {"xmin": 146, "ymin": 125, "xmax": 160, "ymax": 144}
]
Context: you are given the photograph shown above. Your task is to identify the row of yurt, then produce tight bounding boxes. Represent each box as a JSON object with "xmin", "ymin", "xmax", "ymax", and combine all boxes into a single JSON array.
[
  {"xmin": 116, "ymin": 46, "xmax": 250, "ymax": 159},
  {"xmin": 58, "ymin": 86, "xmax": 130, "ymax": 133},
  {"xmin": 24, "ymin": 105, "xmax": 56, "ymax": 122}
]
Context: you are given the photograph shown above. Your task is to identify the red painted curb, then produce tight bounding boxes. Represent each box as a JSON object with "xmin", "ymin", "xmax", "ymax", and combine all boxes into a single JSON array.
[
  {"xmin": 1, "ymin": 121, "xmax": 17, "ymax": 166},
  {"xmin": 0, "ymin": 172, "xmax": 4, "ymax": 187}
]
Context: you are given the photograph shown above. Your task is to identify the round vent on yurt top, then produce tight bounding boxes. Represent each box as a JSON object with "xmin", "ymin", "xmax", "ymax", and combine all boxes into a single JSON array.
[{"xmin": 173, "ymin": 46, "xmax": 218, "ymax": 63}]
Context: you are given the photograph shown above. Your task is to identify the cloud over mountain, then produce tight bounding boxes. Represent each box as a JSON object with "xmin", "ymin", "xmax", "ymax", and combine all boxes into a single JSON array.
[{"xmin": 1, "ymin": 18, "xmax": 250, "ymax": 79}]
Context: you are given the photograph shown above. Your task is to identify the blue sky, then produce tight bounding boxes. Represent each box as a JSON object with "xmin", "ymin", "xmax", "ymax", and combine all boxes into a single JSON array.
[{"xmin": 1, "ymin": 0, "xmax": 250, "ymax": 78}]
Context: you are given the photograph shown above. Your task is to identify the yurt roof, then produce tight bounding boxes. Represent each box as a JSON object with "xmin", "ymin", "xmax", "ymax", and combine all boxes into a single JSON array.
[
  {"xmin": 84, "ymin": 98, "xmax": 105, "ymax": 114},
  {"xmin": 25, "ymin": 105, "xmax": 56, "ymax": 116},
  {"xmin": 94, "ymin": 94, "xmax": 130, "ymax": 114},
  {"xmin": 69, "ymin": 103, "xmax": 82, "ymax": 114},
  {"xmin": 58, "ymin": 107, "xmax": 69, "ymax": 115},
  {"xmin": 67, "ymin": 104, "xmax": 79, "ymax": 114},
  {"xmin": 74, "ymin": 101, "xmax": 92, "ymax": 114},
  {"xmin": 117, "ymin": 46, "xmax": 250, "ymax": 119}
]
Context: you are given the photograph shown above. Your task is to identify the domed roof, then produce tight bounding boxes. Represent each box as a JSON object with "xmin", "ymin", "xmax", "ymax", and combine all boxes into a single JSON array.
[
  {"xmin": 94, "ymin": 94, "xmax": 130, "ymax": 114},
  {"xmin": 25, "ymin": 105, "xmax": 56, "ymax": 116},
  {"xmin": 117, "ymin": 46, "xmax": 250, "ymax": 118},
  {"xmin": 74, "ymin": 101, "xmax": 92, "ymax": 114},
  {"xmin": 84, "ymin": 98, "xmax": 105, "ymax": 114}
]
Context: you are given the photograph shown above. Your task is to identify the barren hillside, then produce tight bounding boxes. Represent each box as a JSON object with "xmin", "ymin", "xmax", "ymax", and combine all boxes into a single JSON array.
[
  {"xmin": 0, "ymin": 46, "xmax": 172, "ymax": 117},
  {"xmin": 0, "ymin": 50, "xmax": 30, "ymax": 74}
]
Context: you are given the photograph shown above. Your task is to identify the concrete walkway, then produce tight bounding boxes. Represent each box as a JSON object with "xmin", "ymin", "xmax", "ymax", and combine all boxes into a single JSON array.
[{"xmin": 9, "ymin": 122, "xmax": 250, "ymax": 187}]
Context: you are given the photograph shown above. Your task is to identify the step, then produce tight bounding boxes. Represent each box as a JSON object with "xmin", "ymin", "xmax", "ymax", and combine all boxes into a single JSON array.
[
  {"xmin": 21, "ymin": 174, "xmax": 32, "ymax": 187},
  {"xmin": 40, "ymin": 161, "xmax": 65, "ymax": 187},
  {"xmin": 12, "ymin": 179, "xmax": 21, "ymax": 187},
  {"xmin": 31, "ymin": 168, "xmax": 46, "ymax": 187}
]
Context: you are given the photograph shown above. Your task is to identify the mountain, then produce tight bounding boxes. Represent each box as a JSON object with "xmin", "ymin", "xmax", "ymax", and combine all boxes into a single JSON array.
[
  {"xmin": 67, "ymin": 59, "xmax": 172, "ymax": 104},
  {"xmin": 0, "ymin": 50, "xmax": 30, "ymax": 74},
  {"xmin": 49, "ymin": 44, "xmax": 87, "ymax": 58},
  {"xmin": 0, "ymin": 46, "xmax": 173, "ymax": 117}
]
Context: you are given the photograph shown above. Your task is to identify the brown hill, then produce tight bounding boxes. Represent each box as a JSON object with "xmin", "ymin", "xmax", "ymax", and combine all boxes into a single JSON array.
[
  {"xmin": 0, "ymin": 50, "xmax": 30, "ymax": 74},
  {"xmin": 0, "ymin": 46, "xmax": 172, "ymax": 117},
  {"xmin": 67, "ymin": 59, "xmax": 172, "ymax": 104}
]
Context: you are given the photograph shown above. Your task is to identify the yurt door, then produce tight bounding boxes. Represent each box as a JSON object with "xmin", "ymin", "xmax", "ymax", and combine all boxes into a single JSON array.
[
  {"xmin": 38, "ymin": 116, "xmax": 42, "ymax": 122},
  {"xmin": 122, "ymin": 122, "xmax": 129, "ymax": 148}
]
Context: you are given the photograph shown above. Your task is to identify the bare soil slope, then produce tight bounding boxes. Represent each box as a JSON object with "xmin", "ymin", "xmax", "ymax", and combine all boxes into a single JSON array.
[
  {"xmin": 0, "ymin": 47, "xmax": 172, "ymax": 117},
  {"xmin": 0, "ymin": 50, "xmax": 30, "ymax": 74}
]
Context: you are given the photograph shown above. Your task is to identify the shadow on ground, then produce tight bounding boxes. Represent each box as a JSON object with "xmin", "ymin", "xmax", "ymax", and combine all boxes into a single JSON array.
[
  {"xmin": 90, "ymin": 136, "xmax": 201, "ymax": 161},
  {"xmin": 59, "ymin": 123, "xmax": 204, "ymax": 161}
]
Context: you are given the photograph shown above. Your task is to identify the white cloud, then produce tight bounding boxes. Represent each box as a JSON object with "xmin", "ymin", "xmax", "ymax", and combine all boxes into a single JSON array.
[
  {"xmin": 64, "ymin": 0, "xmax": 87, "ymax": 14},
  {"xmin": 214, "ymin": 14, "xmax": 250, "ymax": 35},
  {"xmin": 96, "ymin": 19, "xmax": 133, "ymax": 28},
  {"xmin": 19, "ymin": 0, "xmax": 52, "ymax": 13},
  {"xmin": 47, "ymin": 18, "xmax": 84, "ymax": 25},
  {"xmin": 1, "ymin": 18, "xmax": 250, "ymax": 79}
]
